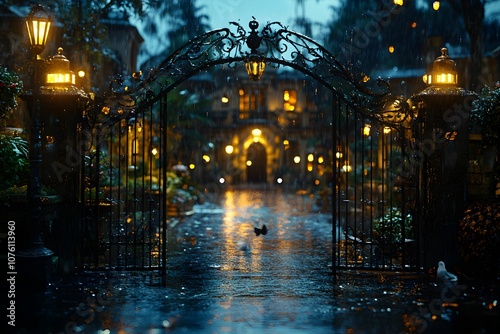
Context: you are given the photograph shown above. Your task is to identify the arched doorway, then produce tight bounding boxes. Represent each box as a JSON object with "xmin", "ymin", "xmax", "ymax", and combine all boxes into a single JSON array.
[{"xmin": 246, "ymin": 142, "xmax": 266, "ymax": 183}]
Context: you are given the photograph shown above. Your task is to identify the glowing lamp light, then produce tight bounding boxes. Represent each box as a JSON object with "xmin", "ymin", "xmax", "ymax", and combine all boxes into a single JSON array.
[
  {"xmin": 433, "ymin": 1, "xmax": 440, "ymax": 11},
  {"xmin": 393, "ymin": 0, "xmax": 403, "ymax": 5},
  {"xmin": 252, "ymin": 128, "xmax": 262, "ymax": 136},
  {"xmin": 225, "ymin": 145, "xmax": 234, "ymax": 154},
  {"xmin": 245, "ymin": 54, "xmax": 266, "ymax": 81},
  {"xmin": 25, "ymin": 4, "xmax": 52, "ymax": 55},
  {"xmin": 363, "ymin": 124, "xmax": 371, "ymax": 136},
  {"xmin": 221, "ymin": 95, "xmax": 229, "ymax": 104},
  {"xmin": 307, "ymin": 153, "xmax": 314, "ymax": 162},
  {"xmin": 203, "ymin": 154, "xmax": 211, "ymax": 163},
  {"xmin": 342, "ymin": 164, "xmax": 352, "ymax": 173},
  {"xmin": 46, "ymin": 47, "xmax": 76, "ymax": 85},
  {"xmin": 294, "ymin": 156, "xmax": 301, "ymax": 164},
  {"xmin": 423, "ymin": 47, "xmax": 458, "ymax": 86}
]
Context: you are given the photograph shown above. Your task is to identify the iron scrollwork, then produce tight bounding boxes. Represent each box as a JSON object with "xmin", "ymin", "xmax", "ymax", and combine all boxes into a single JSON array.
[{"xmin": 87, "ymin": 19, "xmax": 409, "ymax": 127}]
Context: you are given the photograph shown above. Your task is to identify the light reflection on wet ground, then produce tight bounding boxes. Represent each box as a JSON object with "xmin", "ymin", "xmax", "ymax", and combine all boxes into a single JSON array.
[{"xmin": 12, "ymin": 189, "xmax": 499, "ymax": 333}]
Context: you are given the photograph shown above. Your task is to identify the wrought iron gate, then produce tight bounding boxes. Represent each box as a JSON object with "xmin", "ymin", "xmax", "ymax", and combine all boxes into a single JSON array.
[{"xmin": 78, "ymin": 20, "xmax": 422, "ymax": 274}]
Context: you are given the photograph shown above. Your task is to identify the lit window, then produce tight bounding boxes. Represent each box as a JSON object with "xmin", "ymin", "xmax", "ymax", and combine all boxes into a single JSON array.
[
  {"xmin": 239, "ymin": 88, "xmax": 266, "ymax": 118},
  {"xmin": 283, "ymin": 89, "xmax": 297, "ymax": 111}
]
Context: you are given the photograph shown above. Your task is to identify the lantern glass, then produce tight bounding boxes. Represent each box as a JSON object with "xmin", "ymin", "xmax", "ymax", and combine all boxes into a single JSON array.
[
  {"xmin": 245, "ymin": 55, "xmax": 266, "ymax": 81},
  {"xmin": 25, "ymin": 6, "xmax": 52, "ymax": 54},
  {"xmin": 46, "ymin": 72, "xmax": 76, "ymax": 85}
]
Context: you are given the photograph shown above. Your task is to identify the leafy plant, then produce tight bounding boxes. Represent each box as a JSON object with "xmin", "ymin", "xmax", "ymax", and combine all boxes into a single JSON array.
[
  {"xmin": 0, "ymin": 67, "xmax": 24, "ymax": 120},
  {"xmin": 166, "ymin": 170, "xmax": 200, "ymax": 205},
  {"xmin": 0, "ymin": 134, "xmax": 29, "ymax": 189},
  {"xmin": 459, "ymin": 201, "xmax": 500, "ymax": 274},
  {"xmin": 373, "ymin": 206, "xmax": 413, "ymax": 243},
  {"xmin": 471, "ymin": 85, "xmax": 500, "ymax": 149}
]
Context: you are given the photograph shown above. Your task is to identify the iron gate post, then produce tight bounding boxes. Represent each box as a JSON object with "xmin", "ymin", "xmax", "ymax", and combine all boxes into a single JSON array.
[{"xmin": 411, "ymin": 48, "xmax": 476, "ymax": 271}]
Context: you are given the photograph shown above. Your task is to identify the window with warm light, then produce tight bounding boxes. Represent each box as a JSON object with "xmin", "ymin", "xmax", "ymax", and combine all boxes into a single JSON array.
[
  {"xmin": 283, "ymin": 89, "xmax": 297, "ymax": 111},
  {"xmin": 239, "ymin": 88, "xmax": 266, "ymax": 118}
]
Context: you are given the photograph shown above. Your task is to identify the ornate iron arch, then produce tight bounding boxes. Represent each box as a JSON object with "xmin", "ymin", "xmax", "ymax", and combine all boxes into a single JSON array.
[{"xmin": 88, "ymin": 19, "xmax": 414, "ymax": 128}]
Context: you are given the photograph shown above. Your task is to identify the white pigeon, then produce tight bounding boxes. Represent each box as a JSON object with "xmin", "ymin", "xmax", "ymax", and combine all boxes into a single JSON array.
[{"xmin": 436, "ymin": 261, "xmax": 458, "ymax": 282}]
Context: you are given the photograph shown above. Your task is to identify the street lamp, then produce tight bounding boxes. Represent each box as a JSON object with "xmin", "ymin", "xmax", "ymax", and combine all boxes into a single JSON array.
[
  {"xmin": 245, "ymin": 20, "xmax": 266, "ymax": 81},
  {"xmin": 18, "ymin": 4, "xmax": 54, "ymax": 289}
]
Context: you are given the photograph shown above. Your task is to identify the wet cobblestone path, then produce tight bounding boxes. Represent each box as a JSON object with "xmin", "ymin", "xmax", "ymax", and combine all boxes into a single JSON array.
[{"xmin": 12, "ymin": 189, "xmax": 499, "ymax": 333}]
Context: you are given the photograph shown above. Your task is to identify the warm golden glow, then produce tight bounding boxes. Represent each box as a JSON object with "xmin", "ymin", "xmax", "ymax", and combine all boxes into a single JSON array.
[
  {"xmin": 251, "ymin": 128, "xmax": 262, "ymax": 137},
  {"xmin": 317, "ymin": 156, "xmax": 324, "ymax": 164},
  {"xmin": 225, "ymin": 145, "xmax": 234, "ymax": 154},
  {"xmin": 189, "ymin": 164, "xmax": 195, "ymax": 170},
  {"xmin": 411, "ymin": 21, "xmax": 417, "ymax": 28},
  {"xmin": 245, "ymin": 56, "xmax": 266, "ymax": 81},
  {"xmin": 307, "ymin": 153, "xmax": 314, "ymax": 162},
  {"xmin": 383, "ymin": 127, "xmax": 392, "ymax": 134},
  {"xmin": 78, "ymin": 70, "xmax": 85, "ymax": 78},
  {"xmin": 342, "ymin": 164, "xmax": 352, "ymax": 172},
  {"xmin": 246, "ymin": 160, "xmax": 252, "ymax": 166},
  {"xmin": 25, "ymin": 7, "xmax": 52, "ymax": 53},
  {"xmin": 283, "ymin": 89, "xmax": 297, "ymax": 111},
  {"xmin": 101, "ymin": 106, "xmax": 110, "ymax": 114},
  {"xmin": 363, "ymin": 124, "xmax": 371, "ymax": 136},
  {"xmin": 307, "ymin": 162, "xmax": 313, "ymax": 172},
  {"xmin": 433, "ymin": 1, "xmax": 440, "ymax": 10},
  {"xmin": 221, "ymin": 95, "xmax": 229, "ymax": 104},
  {"xmin": 336, "ymin": 151, "xmax": 343, "ymax": 159},
  {"xmin": 46, "ymin": 72, "xmax": 76, "ymax": 85},
  {"xmin": 151, "ymin": 148, "xmax": 158, "ymax": 156},
  {"xmin": 203, "ymin": 154, "xmax": 211, "ymax": 163},
  {"xmin": 293, "ymin": 156, "xmax": 300, "ymax": 164},
  {"xmin": 388, "ymin": 45, "xmax": 395, "ymax": 53},
  {"xmin": 393, "ymin": 0, "xmax": 403, "ymax": 5}
]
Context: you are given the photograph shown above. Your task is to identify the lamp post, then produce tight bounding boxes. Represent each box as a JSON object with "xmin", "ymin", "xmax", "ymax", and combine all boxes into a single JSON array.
[
  {"xmin": 17, "ymin": 4, "xmax": 54, "ymax": 290},
  {"xmin": 411, "ymin": 47, "xmax": 476, "ymax": 270}
]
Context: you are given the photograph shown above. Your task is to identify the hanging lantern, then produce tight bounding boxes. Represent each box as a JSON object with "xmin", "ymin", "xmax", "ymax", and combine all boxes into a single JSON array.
[
  {"xmin": 245, "ymin": 19, "xmax": 266, "ymax": 81},
  {"xmin": 245, "ymin": 54, "xmax": 266, "ymax": 81}
]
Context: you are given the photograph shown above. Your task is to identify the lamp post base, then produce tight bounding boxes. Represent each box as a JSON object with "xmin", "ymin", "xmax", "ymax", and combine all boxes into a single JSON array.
[{"xmin": 17, "ymin": 246, "xmax": 55, "ymax": 292}]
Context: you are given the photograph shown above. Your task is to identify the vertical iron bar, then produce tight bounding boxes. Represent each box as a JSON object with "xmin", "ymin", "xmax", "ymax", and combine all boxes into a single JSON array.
[
  {"xmin": 331, "ymin": 94, "xmax": 337, "ymax": 280},
  {"xmin": 161, "ymin": 96, "xmax": 168, "ymax": 285}
]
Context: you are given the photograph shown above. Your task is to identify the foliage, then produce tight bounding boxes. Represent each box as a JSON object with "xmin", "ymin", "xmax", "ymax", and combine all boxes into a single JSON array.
[
  {"xmin": 166, "ymin": 168, "xmax": 200, "ymax": 204},
  {"xmin": 0, "ymin": 67, "xmax": 24, "ymax": 120},
  {"xmin": 458, "ymin": 201, "xmax": 500, "ymax": 274},
  {"xmin": 373, "ymin": 206, "xmax": 413, "ymax": 243},
  {"xmin": 471, "ymin": 85, "xmax": 500, "ymax": 149},
  {"xmin": 0, "ymin": 134, "xmax": 29, "ymax": 189}
]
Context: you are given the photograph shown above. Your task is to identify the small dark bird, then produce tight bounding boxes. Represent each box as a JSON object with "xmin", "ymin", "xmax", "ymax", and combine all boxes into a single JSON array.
[{"xmin": 254, "ymin": 224, "xmax": 267, "ymax": 236}]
